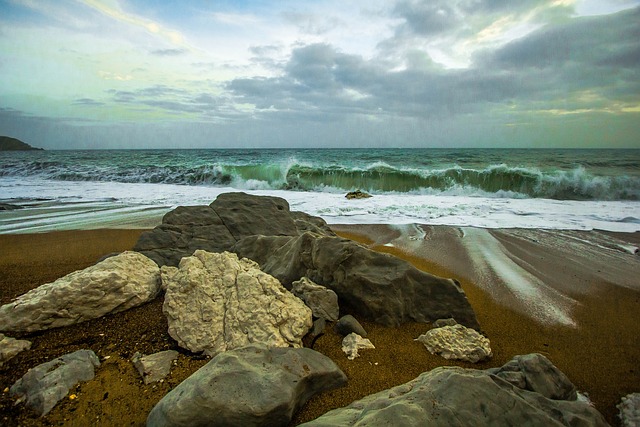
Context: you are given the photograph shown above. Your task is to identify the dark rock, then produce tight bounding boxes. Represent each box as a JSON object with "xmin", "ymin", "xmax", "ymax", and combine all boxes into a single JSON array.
[
  {"xmin": 488, "ymin": 353, "xmax": 577, "ymax": 401},
  {"xmin": 10, "ymin": 350, "xmax": 100, "ymax": 416},
  {"xmin": 233, "ymin": 232, "xmax": 480, "ymax": 329},
  {"xmin": 345, "ymin": 190, "xmax": 372, "ymax": 199},
  {"xmin": 146, "ymin": 344, "xmax": 347, "ymax": 427},
  {"xmin": 210, "ymin": 192, "xmax": 300, "ymax": 240},
  {"xmin": 433, "ymin": 318, "xmax": 458, "ymax": 328},
  {"xmin": 133, "ymin": 193, "xmax": 334, "ymax": 267},
  {"xmin": 292, "ymin": 277, "xmax": 340, "ymax": 322},
  {"xmin": 133, "ymin": 192, "xmax": 479, "ymax": 329},
  {"xmin": 301, "ymin": 353, "xmax": 607, "ymax": 427},
  {"xmin": 308, "ymin": 318, "xmax": 327, "ymax": 342},
  {"xmin": 335, "ymin": 315, "xmax": 367, "ymax": 338}
]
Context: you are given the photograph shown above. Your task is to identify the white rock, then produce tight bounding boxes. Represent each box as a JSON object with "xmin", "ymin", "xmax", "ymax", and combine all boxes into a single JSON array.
[
  {"xmin": 0, "ymin": 251, "xmax": 161, "ymax": 333},
  {"xmin": 618, "ymin": 392, "xmax": 640, "ymax": 427},
  {"xmin": 162, "ymin": 250, "xmax": 312, "ymax": 356},
  {"xmin": 416, "ymin": 324, "xmax": 492, "ymax": 363},
  {"xmin": 342, "ymin": 333, "xmax": 375, "ymax": 360},
  {"xmin": 0, "ymin": 333, "xmax": 31, "ymax": 366}
]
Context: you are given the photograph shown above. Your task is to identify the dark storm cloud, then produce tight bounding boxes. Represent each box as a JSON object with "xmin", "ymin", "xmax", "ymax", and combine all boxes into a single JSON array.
[
  {"xmin": 391, "ymin": 0, "xmax": 551, "ymax": 37},
  {"xmin": 479, "ymin": 6, "xmax": 640, "ymax": 101},
  {"xmin": 227, "ymin": 6, "xmax": 640, "ymax": 123},
  {"xmin": 392, "ymin": 1, "xmax": 461, "ymax": 36}
]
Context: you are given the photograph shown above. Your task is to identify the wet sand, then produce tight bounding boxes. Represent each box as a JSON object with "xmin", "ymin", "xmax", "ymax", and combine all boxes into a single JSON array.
[{"xmin": 0, "ymin": 226, "xmax": 639, "ymax": 426}]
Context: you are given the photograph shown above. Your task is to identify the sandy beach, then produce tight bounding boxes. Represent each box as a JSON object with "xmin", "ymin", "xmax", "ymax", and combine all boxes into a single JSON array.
[{"xmin": 1, "ymin": 226, "xmax": 639, "ymax": 426}]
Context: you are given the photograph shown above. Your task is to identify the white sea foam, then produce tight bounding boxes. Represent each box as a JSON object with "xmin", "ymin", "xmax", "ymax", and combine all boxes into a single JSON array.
[{"xmin": 1, "ymin": 177, "xmax": 639, "ymax": 233}]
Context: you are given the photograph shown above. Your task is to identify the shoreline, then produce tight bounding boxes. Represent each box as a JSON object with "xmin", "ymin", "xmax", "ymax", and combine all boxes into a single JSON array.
[{"xmin": 0, "ymin": 226, "xmax": 638, "ymax": 425}]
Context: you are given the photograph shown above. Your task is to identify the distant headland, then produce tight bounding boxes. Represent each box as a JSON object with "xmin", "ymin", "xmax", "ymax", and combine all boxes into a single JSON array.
[{"xmin": 0, "ymin": 136, "xmax": 44, "ymax": 151}]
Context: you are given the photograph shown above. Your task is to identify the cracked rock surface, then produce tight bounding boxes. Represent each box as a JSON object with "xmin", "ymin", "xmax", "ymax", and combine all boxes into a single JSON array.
[{"xmin": 161, "ymin": 250, "xmax": 312, "ymax": 356}]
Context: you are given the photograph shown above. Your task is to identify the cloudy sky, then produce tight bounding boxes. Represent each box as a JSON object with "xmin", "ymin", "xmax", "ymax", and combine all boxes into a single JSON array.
[{"xmin": 0, "ymin": 0, "xmax": 639, "ymax": 149}]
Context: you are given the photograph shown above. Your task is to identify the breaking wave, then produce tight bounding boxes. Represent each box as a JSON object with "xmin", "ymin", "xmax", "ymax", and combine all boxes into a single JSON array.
[{"xmin": 1, "ymin": 159, "xmax": 638, "ymax": 201}]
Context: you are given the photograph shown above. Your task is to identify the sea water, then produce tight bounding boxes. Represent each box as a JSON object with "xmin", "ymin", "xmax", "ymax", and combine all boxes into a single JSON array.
[{"xmin": 1, "ymin": 148, "xmax": 639, "ymax": 233}]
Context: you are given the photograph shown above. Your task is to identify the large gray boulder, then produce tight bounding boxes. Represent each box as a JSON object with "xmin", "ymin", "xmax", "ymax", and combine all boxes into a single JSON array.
[
  {"xmin": 146, "ymin": 344, "xmax": 348, "ymax": 427},
  {"xmin": 301, "ymin": 353, "xmax": 608, "ymax": 427},
  {"xmin": 162, "ymin": 250, "xmax": 312, "ymax": 356},
  {"xmin": 416, "ymin": 324, "xmax": 492, "ymax": 363},
  {"xmin": 10, "ymin": 349, "xmax": 100, "ymax": 417},
  {"xmin": 133, "ymin": 192, "xmax": 479, "ymax": 329},
  {"xmin": 134, "ymin": 193, "xmax": 335, "ymax": 267},
  {"xmin": 233, "ymin": 232, "xmax": 480, "ymax": 329},
  {"xmin": 0, "ymin": 251, "xmax": 161, "ymax": 333}
]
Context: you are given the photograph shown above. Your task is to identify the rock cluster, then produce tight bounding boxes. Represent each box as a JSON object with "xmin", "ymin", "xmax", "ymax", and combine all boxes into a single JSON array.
[
  {"xmin": 0, "ymin": 192, "xmax": 617, "ymax": 426},
  {"xmin": 135, "ymin": 192, "xmax": 480, "ymax": 329}
]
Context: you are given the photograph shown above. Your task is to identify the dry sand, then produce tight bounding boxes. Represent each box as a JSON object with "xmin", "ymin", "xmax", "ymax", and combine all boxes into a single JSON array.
[{"xmin": 0, "ymin": 226, "xmax": 638, "ymax": 426}]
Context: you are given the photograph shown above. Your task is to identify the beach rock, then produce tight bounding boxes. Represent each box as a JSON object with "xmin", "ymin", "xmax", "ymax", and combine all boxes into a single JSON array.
[
  {"xmin": 308, "ymin": 318, "xmax": 327, "ymax": 348},
  {"xmin": 132, "ymin": 350, "xmax": 179, "ymax": 384},
  {"xmin": 134, "ymin": 205, "xmax": 236, "ymax": 267},
  {"xmin": 292, "ymin": 277, "xmax": 340, "ymax": 321},
  {"xmin": 300, "ymin": 354, "xmax": 608, "ymax": 427},
  {"xmin": 487, "ymin": 353, "xmax": 577, "ymax": 400},
  {"xmin": 210, "ymin": 192, "xmax": 300, "ymax": 240},
  {"xmin": 345, "ymin": 190, "xmax": 372, "ymax": 199},
  {"xmin": 0, "ymin": 251, "xmax": 161, "ymax": 333},
  {"xmin": 416, "ymin": 324, "xmax": 492, "ymax": 363},
  {"xmin": 146, "ymin": 344, "xmax": 347, "ymax": 427},
  {"xmin": 233, "ymin": 232, "xmax": 481, "ymax": 329},
  {"xmin": 10, "ymin": 349, "xmax": 100, "ymax": 417},
  {"xmin": 133, "ymin": 193, "xmax": 335, "ymax": 267},
  {"xmin": 341, "ymin": 333, "xmax": 375, "ymax": 360},
  {"xmin": 433, "ymin": 317, "xmax": 458, "ymax": 328},
  {"xmin": 618, "ymin": 393, "xmax": 640, "ymax": 427},
  {"xmin": 0, "ymin": 334, "xmax": 31, "ymax": 367},
  {"xmin": 133, "ymin": 192, "xmax": 479, "ymax": 330},
  {"xmin": 161, "ymin": 250, "xmax": 312, "ymax": 356},
  {"xmin": 335, "ymin": 315, "xmax": 367, "ymax": 337}
]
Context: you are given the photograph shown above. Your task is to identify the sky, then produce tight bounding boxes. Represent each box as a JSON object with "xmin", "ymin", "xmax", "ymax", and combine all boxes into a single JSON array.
[{"xmin": 0, "ymin": 0, "xmax": 639, "ymax": 149}]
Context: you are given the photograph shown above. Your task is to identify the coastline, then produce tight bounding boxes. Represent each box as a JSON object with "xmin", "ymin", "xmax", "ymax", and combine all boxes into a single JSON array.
[{"xmin": 0, "ymin": 226, "xmax": 638, "ymax": 425}]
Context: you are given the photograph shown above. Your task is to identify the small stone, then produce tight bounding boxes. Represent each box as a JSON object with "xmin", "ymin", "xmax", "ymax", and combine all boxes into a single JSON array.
[
  {"xmin": 335, "ymin": 315, "xmax": 367, "ymax": 338},
  {"xmin": 345, "ymin": 190, "xmax": 372, "ymax": 199},
  {"xmin": 416, "ymin": 324, "xmax": 492, "ymax": 363},
  {"xmin": 342, "ymin": 333, "xmax": 375, "ymax": 360}
]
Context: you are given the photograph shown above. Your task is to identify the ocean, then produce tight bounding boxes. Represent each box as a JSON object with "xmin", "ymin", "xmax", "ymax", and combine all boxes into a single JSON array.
[{"xmin": 1, "ymin": 148, "xmax": 639, "ymax": 233}]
